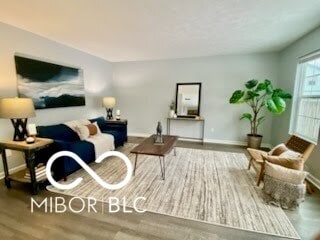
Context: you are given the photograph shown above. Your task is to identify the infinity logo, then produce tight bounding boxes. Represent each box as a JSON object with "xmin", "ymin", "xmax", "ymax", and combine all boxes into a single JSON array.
[{"xmin": 46, "ymin": 151, "xmax": 133, "ymax": 190}]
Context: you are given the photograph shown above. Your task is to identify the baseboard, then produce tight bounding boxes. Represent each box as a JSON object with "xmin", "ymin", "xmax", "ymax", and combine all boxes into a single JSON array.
[
  {"xmin": 128, "ymin": 133, "xmax": 272, "ymax": 149},
  {"xmin": 0, "ymin": 164, "xmax": 26, "ymax": 180},
  {"xmin": 307, "ymin": 173, "xmax": 320, "ymax": 190}
]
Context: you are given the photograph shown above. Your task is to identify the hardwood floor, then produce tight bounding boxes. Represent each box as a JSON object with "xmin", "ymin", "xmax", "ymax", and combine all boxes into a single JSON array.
[{"xmin": 0, "ymin": 137, "xmax": 319, "ymax": 240}]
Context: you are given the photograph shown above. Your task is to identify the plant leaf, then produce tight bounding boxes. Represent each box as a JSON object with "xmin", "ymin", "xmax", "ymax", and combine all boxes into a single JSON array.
[
  {"xmin": 257, "ymin": 116, "xmax": 265, "ymax": 127},
  {"xmin": 229, "ymin": 90, "xmax": 245, "ymax": 103},
  {"xmin": 264, "ymin": 79, "xmax": 271, "ymax": 86},
  {"xmin": 240, "ymin": 113, "xmax": 252, "ymax": 121},
  {"xmin": 245, "ymin": 91, "xmax": 260, "ymax": 101},
  {"xmin": 256, "ymin": 83, "xmax": 266, "ymax": 92},
  {"xmin": 245, "ymin": 79, "xmax": 258, "ymax": 89},
  {"xmin": 272, "ymin": 88, "xmax": 292, "ymax": 99},
  {"xmin": 266, "ymin": 84, "xmax": 273, "ymax": 95},
  {"xmin": 266, "ymin": 97, "xmax": 286, "ymax": 114}
]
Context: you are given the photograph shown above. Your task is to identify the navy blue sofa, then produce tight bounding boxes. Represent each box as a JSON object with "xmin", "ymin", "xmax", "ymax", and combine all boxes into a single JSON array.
[{"xmin": 36, "ymin": 117, "xmax": 127, "ymax": 180}]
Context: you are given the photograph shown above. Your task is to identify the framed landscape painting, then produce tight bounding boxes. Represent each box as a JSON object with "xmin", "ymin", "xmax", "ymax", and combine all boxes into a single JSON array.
[{"xmin": 14, "ymin": 55, "xmax": 85, "ymax": 109}]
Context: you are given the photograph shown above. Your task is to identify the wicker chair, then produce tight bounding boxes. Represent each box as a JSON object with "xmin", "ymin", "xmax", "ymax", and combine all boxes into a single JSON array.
[{"xmin": 247, "ymin": 135, "xmax": 315, "ymax": 186}]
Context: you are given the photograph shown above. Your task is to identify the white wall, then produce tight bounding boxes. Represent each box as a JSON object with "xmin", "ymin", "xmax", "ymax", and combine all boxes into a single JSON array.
[
  {"xmin": 0, "ymin": 22, "xmax": 113, "ymax": 173},
  {"xmin": 112, "ymin": 53, "xmax": 279, "ymax": 145},
  {"xmin": 272, "ymin": 26, "xmax": 320, "ymax": 182}
]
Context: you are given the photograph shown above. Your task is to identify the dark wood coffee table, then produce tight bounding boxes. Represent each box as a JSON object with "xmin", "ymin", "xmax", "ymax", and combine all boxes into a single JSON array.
[{"xmin": 130, "ymin": 135, "xmax": 178, "ymax": 180}]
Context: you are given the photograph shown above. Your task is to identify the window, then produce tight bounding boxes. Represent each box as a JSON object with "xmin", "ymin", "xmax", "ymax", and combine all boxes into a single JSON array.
[{"xmin": 290, "ymin": 52, "xmax": 320, "ymax": 144}]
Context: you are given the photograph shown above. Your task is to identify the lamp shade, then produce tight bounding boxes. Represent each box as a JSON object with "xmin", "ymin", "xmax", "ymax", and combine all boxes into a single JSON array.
[
  {"xmin": 102, "ymin": 97, "xmax": 116, "ymax": 108},
  {"xmin": 0, "ymin": 98, "xmax": 36, "ymax": 119}
]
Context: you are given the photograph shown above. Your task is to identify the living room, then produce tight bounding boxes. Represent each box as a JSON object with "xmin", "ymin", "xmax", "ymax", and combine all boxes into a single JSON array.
[{"xmin": 0, "ymin": 1, "xmax": 320, "ymax": 240}]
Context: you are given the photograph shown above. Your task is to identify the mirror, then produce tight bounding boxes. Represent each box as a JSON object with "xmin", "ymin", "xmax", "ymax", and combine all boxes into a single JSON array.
[{"xmin": 175, "ymin": 83, "xmax": 201, "ymax": 117}]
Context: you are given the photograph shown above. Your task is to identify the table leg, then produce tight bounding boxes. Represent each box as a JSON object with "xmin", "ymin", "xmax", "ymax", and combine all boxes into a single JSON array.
[
  {"xmin": 1, "ymin": 147, "xmax": 11, "ymax": 188},
  {"xmin": 26, "ymin": 150, "xmax": 39, "ymax": 195},
  {"xmin": 133, "ymin": 153, "xmax": 138, "ymax": 176},
  {"xmin": 159, "ymin": 156, "xmax": 165, "ymax": 180},
  {"xmin": 202, "ymin": 120, "xmax": 205, "ymax": 145},
  {"xmin": 174, "ymin": 147, "xmax": 177, "ymax": 156}
]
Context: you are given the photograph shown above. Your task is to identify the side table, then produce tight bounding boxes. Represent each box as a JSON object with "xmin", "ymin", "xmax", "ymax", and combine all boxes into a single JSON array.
[
  {"xmin": 105, "ymin": 118, "xmax": 128, "ymax": 142},
  {"xmin": 0, "ymin": 138, "xmax": 53, "ymax": 195}
]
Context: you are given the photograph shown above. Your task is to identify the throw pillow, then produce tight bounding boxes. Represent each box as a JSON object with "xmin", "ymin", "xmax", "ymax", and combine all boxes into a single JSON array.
[
  {"xmin": 264, "ymin": 161, "xmax": 307, "ymax": 185},
  {"xmin": 86, "ymin": 124, "xmax": 98, "ymax": 135},
  {"xmin": 75, "ymin": 125, "xmax": 90, "ymax": 140},
  {"xmin": 268, "ymin": 143, "xmax": 288, "ymax": 156},
  {"xmin": 264, "ymin": 155, "xmax": 304, "ymax": 170},
  {"xmin": 92, "ymin": 121, "xmax": 102, "ymax": 134},
  {"xmin": 279, "ymin": 149, "xmax": 302, "ymax": 158}
]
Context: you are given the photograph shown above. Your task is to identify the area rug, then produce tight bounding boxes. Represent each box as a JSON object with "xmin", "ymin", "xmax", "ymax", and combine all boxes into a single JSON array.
[{"xmin": 47, "ymin": 144, "xmax": 300, "ymax": 239}]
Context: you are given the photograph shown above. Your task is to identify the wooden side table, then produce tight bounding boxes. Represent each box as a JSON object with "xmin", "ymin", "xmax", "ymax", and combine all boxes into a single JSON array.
[
  {"xmin": 105, "ymin": 118, "xmax": 128, "ymax": 142},
  {"xmin": 0, "ymin": 138, "xmax": 53, "ymax": 195}
]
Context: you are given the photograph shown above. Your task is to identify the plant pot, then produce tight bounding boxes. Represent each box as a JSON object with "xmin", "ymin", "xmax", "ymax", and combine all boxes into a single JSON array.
[
  {"xmin": 169, "ymin": 110, "xmax": 175, "ymax": 118},
  {"xmin": 247, "ymin": 134, "xmax": 263, "ymax": 149}
]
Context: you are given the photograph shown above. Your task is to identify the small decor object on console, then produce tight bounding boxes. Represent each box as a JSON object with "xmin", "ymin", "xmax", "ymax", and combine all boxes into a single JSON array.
[
  {"xmin": 169, "ymin": 101, "xmax": 175, "ymax": 118},
  {"xmin": 154, "ymin": 121, "xmax": 164, "ymax": 144},
  {"xmin": 0, "ymin": 98, "xmax": 36, "ymax": 141},
  {"xmin": 116, "ymin": 109, "xmax": 121, "ymax": 120},
  {"xmin": 103, "ymin": 97, "xmax": 116, "ymax": 120}
]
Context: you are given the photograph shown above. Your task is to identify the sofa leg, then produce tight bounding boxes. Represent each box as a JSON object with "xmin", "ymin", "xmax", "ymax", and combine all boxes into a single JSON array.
[{"xmin": 63, "ymin": 175, "xmax": 67, "ymax": 181}]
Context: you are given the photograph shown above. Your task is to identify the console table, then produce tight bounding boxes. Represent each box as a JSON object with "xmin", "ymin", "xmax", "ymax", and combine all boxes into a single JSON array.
[{"xmin": 167, "ymin": 117, "xmax": 205, "ymax": 144}]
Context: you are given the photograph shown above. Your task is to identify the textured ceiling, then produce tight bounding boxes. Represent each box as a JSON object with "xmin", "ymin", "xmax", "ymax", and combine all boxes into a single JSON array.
[{"xmin": 0, "ymin": 0, "xmax": 320, "ymax": 62}]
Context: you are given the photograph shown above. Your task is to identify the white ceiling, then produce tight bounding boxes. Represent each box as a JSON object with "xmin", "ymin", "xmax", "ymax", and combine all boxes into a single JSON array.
[{"xmin": 1, "ymin": 0, "xmax": 320, "ymax": 62}]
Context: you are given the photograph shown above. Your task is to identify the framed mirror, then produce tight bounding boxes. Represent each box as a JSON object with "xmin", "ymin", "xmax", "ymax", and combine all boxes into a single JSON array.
[{"xmin": 175, "ymin": 82, "xmax": 202, "ymax": 118}]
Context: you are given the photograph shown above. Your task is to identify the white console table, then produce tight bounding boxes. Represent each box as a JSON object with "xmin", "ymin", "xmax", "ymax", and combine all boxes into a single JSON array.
[{"xmin": 167, "ymin": 117, "xmax": 205, "ymax": 144}]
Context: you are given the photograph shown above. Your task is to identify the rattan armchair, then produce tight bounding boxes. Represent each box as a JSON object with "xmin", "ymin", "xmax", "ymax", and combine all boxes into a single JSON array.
[{"xmin": 247, "ymin": 135, "xmax": 315, "ymax": 186}]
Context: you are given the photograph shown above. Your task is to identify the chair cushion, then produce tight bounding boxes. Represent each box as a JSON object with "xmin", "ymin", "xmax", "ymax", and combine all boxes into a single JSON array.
[
  {"xmin": 269, "ymin": 143, "xmax": 288, "ymax": 156},
  {"xmin": 264, "ymin": 161, "xmax": 307, "ymax": 185},
  {"xmin": 264, "ymin": 155, "xmax": 304, "ymax": 170},
  {"xmin": 279, "ymin": 149, "xmax": 302, "ymax": 158}
]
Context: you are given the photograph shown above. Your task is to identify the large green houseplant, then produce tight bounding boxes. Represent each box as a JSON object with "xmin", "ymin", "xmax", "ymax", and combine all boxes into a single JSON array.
[{"xmin": 229, "ymin": 79, "xmax": 292, "ymax": 149}]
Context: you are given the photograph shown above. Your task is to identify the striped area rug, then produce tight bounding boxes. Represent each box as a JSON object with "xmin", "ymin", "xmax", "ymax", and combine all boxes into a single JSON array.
[{"xmin": 47, "ymin": 144, "xmax": 299, "ymax": 239}]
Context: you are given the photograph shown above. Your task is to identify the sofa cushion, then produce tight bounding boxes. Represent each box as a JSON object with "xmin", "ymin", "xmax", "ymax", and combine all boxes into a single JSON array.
[
  {"xmin": 75, "ymin": 125, "xmax": 90, "ymax": 140},
  {"xmin": 89, "ymin": 117, "xmax": 106, "ymax": 130},
  {"xmin": 37, "ymin": 124, "xmax": 79, "ymax": 141}
]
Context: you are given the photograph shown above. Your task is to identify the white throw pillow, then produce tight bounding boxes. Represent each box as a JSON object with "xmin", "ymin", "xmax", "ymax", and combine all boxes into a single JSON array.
[
  {"xmin": 279, "ymin": 149, "xmax": 302, "ymax": 158},
  {"xmin": 264, "ymin": 161, "xmax": 307, "ymax": 185},
  {"xmin": 268, "ymin": 143, "xmax": 288, "ymax": 156},
  {"xmin": 75, "ymin": 125, "xmax": 90, "ymax": 140}
]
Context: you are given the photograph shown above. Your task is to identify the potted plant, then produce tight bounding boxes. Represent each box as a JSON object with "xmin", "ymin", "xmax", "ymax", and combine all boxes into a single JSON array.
[{"xmin": 229, "ymin": 79, "xmax": 292, "ymax": 149}]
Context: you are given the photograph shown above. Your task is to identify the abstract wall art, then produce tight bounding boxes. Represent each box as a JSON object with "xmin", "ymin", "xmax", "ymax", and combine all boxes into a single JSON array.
[{"xmin": 15, "ymin": 55, "xmax": 85, "ymax": 109}]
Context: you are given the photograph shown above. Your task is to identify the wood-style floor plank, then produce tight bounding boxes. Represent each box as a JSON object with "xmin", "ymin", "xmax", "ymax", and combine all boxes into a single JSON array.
[{"xmin": 0, "ymin": 137, "xmax": 318, "ymax": 240}]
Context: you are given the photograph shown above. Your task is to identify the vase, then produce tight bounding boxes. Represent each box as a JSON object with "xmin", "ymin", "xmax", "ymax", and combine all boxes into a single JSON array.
[{"xmin": 169, "ymin": 110, "xmax": 175, "ymax": 118}]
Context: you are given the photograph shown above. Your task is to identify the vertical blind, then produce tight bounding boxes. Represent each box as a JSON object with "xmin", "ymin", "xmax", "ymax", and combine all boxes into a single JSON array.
[{"xmin": 291, "ymin": 53, "xmax": 320, "ymax": 144}]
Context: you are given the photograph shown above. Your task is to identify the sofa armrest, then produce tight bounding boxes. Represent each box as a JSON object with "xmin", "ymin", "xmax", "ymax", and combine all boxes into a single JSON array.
[{"xmin": 263, "ymin": 155, "xmax": 304, "ymax": 170}]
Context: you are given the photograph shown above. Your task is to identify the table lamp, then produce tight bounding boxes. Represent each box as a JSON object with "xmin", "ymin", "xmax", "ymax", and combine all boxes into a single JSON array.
[
  {"xmin": 0, "ymin": 98, "xmax": 36, "ymax": 141},
  {"xmin": 102, "ymin": 97, "xmax": 116, "ymax": 120}
]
